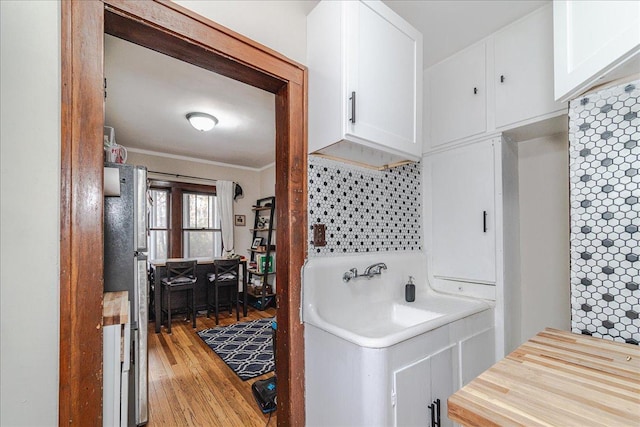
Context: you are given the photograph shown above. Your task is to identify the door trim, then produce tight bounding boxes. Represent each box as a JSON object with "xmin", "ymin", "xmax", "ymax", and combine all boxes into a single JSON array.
[{"xmin": 60, "ymin": 1, "xmax": 307, "ymax": 424}]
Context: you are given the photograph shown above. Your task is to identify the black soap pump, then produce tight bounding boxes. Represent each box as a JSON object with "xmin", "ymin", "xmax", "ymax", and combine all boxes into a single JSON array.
[{"xmin": 405, "ymin": 276, "xmax": 415, "ymax": 302}]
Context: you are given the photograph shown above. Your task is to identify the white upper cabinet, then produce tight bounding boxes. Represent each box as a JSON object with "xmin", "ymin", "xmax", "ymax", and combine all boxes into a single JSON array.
[
  {"xmin": 425, "ymin": 5, "xmax": 566, "ymax": 151},
  {"xmin": 494, "ymin": 5, "xmax": 566, "ymax": 129},
  {"xmin": 428, "ymin": 42, "xmax": 487, "ymax": 148},
  {"xmin": 553, "ymin": 1, "xmax": 640, "ymax": 102},
  {"xmin": 307, "ymin": 0, "xmax": 423, "ymax": 169}
]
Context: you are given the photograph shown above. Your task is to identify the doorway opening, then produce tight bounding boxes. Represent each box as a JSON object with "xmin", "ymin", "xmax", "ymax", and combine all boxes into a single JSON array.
[
  {"xmin": 60, "ymin": 1, "xmax": 306, "ymax": 425},
  {"xmin": 104, "ymin": 31, "xmax": 280, "ymax": 424}
]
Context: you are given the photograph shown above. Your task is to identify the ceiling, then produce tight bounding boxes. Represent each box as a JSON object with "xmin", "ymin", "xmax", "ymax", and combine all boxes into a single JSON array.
[
  {"xmin": 385, "ymin": 0, "xmax": 549, "ymax": 68},
  {"xmin": 104, "ymin": 0, "xmax": 549, "ymax": 169},
  {"xmin": 104, "ymin": 35, "xmax": 276, "ymax": 170}
]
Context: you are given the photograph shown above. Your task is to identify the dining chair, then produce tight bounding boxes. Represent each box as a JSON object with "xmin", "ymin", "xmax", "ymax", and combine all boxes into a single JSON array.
[
  {"xmin": 161, "ymin": 260, "xmax": 197, "ymax": 334},
  {"xmin": 207, "ymin": 259, "xmax": 240, "ymax": 325}
]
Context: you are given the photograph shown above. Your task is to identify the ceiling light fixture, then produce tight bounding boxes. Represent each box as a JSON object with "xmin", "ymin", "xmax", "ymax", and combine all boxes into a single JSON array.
[{"xmin": 186, "ymin": 112, "xmax": 218, "ymax": 132}]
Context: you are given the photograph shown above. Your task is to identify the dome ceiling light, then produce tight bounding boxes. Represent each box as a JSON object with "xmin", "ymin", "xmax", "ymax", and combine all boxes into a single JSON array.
[{"xmin": 186, "ymin": 112, "xmax": 218, "ymax": 132}]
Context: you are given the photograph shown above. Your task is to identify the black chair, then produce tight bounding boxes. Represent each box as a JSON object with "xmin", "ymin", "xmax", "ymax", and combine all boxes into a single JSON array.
[
  {"xmin": 207, "ymin": 259, "xmax": 240, "ymax": 325},
  {"xmin": 161, "ymin": 260, "xmax": 197, "ymax": 334}
]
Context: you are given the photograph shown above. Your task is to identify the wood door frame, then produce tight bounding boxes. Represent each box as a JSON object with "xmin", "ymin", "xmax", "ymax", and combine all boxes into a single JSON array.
[{"xmin": 60, "ymin": 1, "xmax": 307, "ymax": 425}]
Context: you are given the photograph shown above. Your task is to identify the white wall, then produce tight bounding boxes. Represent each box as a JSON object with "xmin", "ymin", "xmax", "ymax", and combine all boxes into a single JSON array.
[
  {"xmin": 174, "ymin": 0, "xmax": 317, "ymax": 65},
  {"xmin": 0, "ymin": 1, "xmax": 308, "ymax": 425},
  {"xmin": 518, "ymin": 133, "xmax": 571, "ymax": 342},
  {"xmin": 0, "ymin": 1, "xmax": 61, "ymax": 425},
  {"xmin": 260, "ymin": 164, "xmax": 277, "ymax": 198},
  {"xmin": 127, "ymin": 151, "xmax": 272, "ymax": 257}
]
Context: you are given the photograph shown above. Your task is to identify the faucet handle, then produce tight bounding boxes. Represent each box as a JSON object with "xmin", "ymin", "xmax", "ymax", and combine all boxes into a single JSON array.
[{"xmin": 343, "ymin": 268, "xmax": 358, "ymax": 283}]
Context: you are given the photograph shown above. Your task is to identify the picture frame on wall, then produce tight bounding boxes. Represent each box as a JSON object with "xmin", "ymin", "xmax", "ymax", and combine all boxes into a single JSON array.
[
  {"xmin": 251, "ymin": 237, "xmax": 263, "ymax": 249},
  {"xmin": 235, "ymin": 214, "xmax": 246, "ymax": 226}
]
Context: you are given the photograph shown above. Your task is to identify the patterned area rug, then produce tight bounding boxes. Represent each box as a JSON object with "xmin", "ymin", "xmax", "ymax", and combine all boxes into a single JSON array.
[{"xmin": 197, "ymin": 318, "xmax": 274, "ymax": 381}]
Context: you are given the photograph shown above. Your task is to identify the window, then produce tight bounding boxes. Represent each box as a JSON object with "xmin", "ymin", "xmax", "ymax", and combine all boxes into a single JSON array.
[
  {"xmin": 182, "ymin": 192, "xmax": 222, "ymax": 258},
  {"xmin": 148, "ymin": 181, "xmax": 220, "ymax": 259},
  {"xmin": 149, "ymin": 189, "xmax": 169, "ymax": 260}
]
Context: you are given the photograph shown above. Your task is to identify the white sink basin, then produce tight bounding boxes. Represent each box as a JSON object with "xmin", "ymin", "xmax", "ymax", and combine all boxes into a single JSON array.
[
  {"xmin": 309, "ymin": 294, "xmax": 486, "ymax": 347},
  {"xmin": 302, "ymin": 253, "xmax": 492, "ymax": 348},
  {"xmin": 392, "ymin": 303, "xmax": 443, "ymax": 328}
]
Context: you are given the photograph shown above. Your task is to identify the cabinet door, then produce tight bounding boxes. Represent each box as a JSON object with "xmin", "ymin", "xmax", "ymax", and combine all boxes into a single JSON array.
[
  {"xmin": 429, "ymin": 347, "xmax": 457, "ymax": 427},
  {"xmin": 429, "ymin": 42, "xmax": 486, "ymax": 147},
  {"xmin": 494, "ymin": 5, "xmax": 565, "ymax": 128},
  {"xmin": 553, "ymin": 1, "xmax": 640, "ymax": 102},
  {"xmin": 393, "ymin": 356, "xmax": 431, "ymax": 426},
  {"xmin": 346, "ymin": 1, "xmax": 422, "ymax": 157},
  {"xmin": 460, "ymin": 328, "xmax": 495, "ymax": 386},
  {"xmin": 430, "ymin": 140, "xmax": 496, "ymax": 283},
  {"xmin": 393, "ymin": 346, "xmax": 457, "ymax": 427}
]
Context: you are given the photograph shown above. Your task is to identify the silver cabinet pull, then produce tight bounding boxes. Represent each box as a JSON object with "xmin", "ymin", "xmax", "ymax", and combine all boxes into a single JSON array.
[{"xmin": 349, "ymin": 91, "xmax": 356, "ymax": 123}]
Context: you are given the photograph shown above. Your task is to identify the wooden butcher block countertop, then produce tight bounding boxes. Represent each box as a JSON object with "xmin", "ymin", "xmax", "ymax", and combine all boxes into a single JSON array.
[
  {"xmin": 448, "ymin": 328, "xmax": 640, "ymax": 427},
  {"xmin": 103, "ymin": 291, "xmax": 128, "ymax": 326}
]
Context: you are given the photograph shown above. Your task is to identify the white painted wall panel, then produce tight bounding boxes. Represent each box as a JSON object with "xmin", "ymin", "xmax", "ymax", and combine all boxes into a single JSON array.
[
  {"xmin": 0, "ymin": 2, "xmax": 307, "ymax": 424},
  {"xmin": 518, "ymin": 133, "xmax": 571, "ymax": 342},
  {"xmin": 0, "ymin": 1, "xmax": 61, "ymax": 425}
]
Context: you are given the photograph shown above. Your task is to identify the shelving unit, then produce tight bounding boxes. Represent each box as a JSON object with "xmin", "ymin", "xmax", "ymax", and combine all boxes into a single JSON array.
[{"xmin": 247, "ymin": 196, "xmax": 276, "ymax": 309}]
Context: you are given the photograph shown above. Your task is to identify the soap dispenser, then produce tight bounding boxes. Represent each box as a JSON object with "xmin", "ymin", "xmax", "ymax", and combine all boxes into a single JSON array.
[{"xmin": 405, "ymin": 276, "xmax": 415, "ymax": 302}]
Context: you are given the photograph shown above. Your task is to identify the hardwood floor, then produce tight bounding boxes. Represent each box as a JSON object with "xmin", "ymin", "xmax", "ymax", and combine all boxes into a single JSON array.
[{"xmin": 147, "ymin": 306, "xmax": 278, "ymax": 426}]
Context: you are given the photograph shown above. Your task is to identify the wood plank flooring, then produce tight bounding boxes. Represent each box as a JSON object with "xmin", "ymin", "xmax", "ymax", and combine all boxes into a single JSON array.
[{"xmin": 147, "ymin": 307, "xmax": 278, "ymax": 426}]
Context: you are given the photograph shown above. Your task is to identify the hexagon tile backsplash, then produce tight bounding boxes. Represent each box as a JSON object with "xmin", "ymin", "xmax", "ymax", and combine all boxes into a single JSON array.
[
  {"xmin": 569, "ymin": 79, "xmax": 639, "ymax": 345},
  {"xmin": 307, "ymin": 156, "xmax": 422, "ymax": 257}
]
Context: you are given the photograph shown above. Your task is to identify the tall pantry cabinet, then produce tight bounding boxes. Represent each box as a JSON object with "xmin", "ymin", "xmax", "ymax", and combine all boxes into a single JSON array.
[
  {"xmin": 422, "ymin": 4, "xmax": 570, "ymax": 357},
  {"xmin": 423, "ymin": 136, "xmax": 520, "ymax": 359}
]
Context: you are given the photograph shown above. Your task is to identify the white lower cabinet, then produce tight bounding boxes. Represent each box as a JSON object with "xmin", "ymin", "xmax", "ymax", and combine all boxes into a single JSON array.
[
  {"xmin": 103, "ymin": 303, "xmax": 130, "ymax": 427},
  {"xmin": 391, "ymin": 327, "xmax": 496, "ymax": 427},
  {"xmin": 394, "ymin": 345, "xmax": 456, "ymax": 427},
  {"xmin": 305, "ymin": 309, "xmax": 495, "ymax": 427},
  {"xmin": 460, "ymin": 328, "xmax": 496, "ymax": 386}
]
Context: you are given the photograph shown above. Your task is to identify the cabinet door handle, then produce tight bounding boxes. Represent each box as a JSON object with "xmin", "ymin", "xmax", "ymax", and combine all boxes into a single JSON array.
[
  {"xmin": 500, "ymin": 74, "xmax": 505, "ymax": 83},
  {"xmin": 483, "ymin": 210, "xmax": 488, "ymax": 233},
  {"xmin": 428, "ymin": 399, "xmax": 441, "ymax": 427},
  {"xmin": 349, "ymin": 91, "xmax": 356, "ymax": 124},
  {"xmin": 473, "ymin": 87, "xmax": 478, "ymax": 95},
  {"xmin": 428, "ymin": 402, "xmax": 435, "ymax": 427}
]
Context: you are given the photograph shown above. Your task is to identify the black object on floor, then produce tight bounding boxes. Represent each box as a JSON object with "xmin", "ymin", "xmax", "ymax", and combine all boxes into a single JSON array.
[
  {"xmin": 252, "ymin": 376, "xmax": 277, "ymax": 414},
  {"xmin": 252, "ymin": 318, "xmax": 277, "ymax": 414}
]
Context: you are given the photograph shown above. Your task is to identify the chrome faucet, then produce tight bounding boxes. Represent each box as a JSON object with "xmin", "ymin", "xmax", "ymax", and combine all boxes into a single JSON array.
[
  {"xmin": 343, "ymin": 263, "xmax": 387, "ymax": 282},
  {"xmin": 363, "ymin": 262, "xmax": 387, "ymax": 278},
  {"xmin": 343, "ymin": 268, "xmax": 359, "ymax": 282}
]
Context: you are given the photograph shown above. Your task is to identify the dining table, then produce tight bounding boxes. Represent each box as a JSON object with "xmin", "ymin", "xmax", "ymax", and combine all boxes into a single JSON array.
[{"xmin": 149, "ymin": 257, "xmax": 248, "ymax": 333}]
